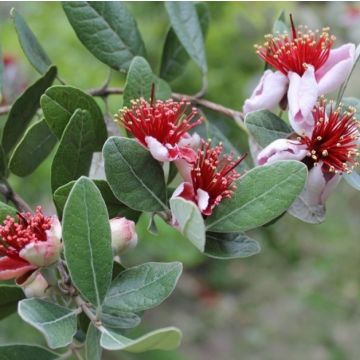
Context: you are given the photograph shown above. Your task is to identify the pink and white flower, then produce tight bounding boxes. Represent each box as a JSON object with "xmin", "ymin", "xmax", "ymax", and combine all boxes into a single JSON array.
[
  {"xmin": 257, "ymin": 99, "xmax": 360, "ymax": 206},
  {"xmin": 172, "ymin": 141, "xmax": 246, "ymax": 216},
  {"xmin": 109, "ymin": 217, "xmax": 138, "ymax": 255},
  {"xmin": 117, "ymin": 97, "xmax": 203, "ymax": 163},
  {"xmin": 244, "ymin": 17, "xmax": 355, "ymax": 136},
  {"xmin": 0, "ymin": 207, "xmax": 62, "ymax": 283}
]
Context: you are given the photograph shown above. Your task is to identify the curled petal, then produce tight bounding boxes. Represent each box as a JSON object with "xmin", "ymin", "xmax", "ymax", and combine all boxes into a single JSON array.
[
  {"xmin": 196, "ymin": 188, "xmax": 210, "ymax": 213},
  {"xmin": 110, "ymin": 217, "xmax": 138, "ymax": 255},
  {"xmin": 145, "ymin": 136, "xmax": 171, "ymax": 162},
  {"xmin": 19, "ymin": 271, "xmax": 49, "ymax": 298},
  {"xmin": 0, "ymin": 256, "xmax": 36, "ymax": 281},
  {"xmin": 243, "ymin": 70, "xmax": 288, "ymax": 114},
  {"xmin": 288, "ymin": 65, "xmax": 318, "ymax": 135},
  {"xmin": 178, "ymin": 132, "xmax": 201, "ymax": 149},
  {"xmin": 257, "ymin": 139, "xmax": 308, "ymax": 165},
  {"xmin": 172, "ymin": 182, "xmax": 195, "ymax": 202},
  {"xmin": 316, "ymin": 43, "xmax": 356, "ymax": 94}
]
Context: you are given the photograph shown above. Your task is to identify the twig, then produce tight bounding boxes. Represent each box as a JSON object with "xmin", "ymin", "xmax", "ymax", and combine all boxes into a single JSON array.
[
  {"xmin": 88, "ymin": 87, "xmax": 123, "ymax": 97},
  {"xmin": 0, "ymin": 105, "xmax": 11, "ymax": 116},
  {"xmin": 0, "ymin": 181, "xmax": 32, "ymax": 212}
]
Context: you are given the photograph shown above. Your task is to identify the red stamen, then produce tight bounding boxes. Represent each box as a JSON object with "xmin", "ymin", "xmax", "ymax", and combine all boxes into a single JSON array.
[
  {"xmin": 255, "ymin": 17, "xmax": 335, "ymax": 76},
  {"xmin": 116, "ymin": 98, "xmax": 203, "ymax": 149},
  {"xmin": 299, "ymin": 98, "xmax": 360, "ymax": 173}
]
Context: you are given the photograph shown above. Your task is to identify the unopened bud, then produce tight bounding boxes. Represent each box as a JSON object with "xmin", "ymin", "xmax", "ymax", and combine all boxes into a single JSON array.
[
  {"xmin": 20, "ymin": 272, "xmax": 48, "ymax": 298},
  {"xmin": 110, "ymin": 217, "xmax": 138, "ymax": 255}
]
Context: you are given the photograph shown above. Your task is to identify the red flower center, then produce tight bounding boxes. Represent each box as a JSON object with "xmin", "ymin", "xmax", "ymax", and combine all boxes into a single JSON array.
[
  {"xmin": 191, "ymin": 141, "xmax": 246, "ymax": 214},
  {"xmin": 0, "ymin": 207, "xmax": 51, "ymax": 260},
  {"xmin": 117, "ymin": 98, "xmax": 203, "ymax": 148},
  {"xmin": 299, "ymin": 99, "xmax": 360, "ymax": 173},
  {"xmin": 255, "ymin": 16, "xmax": 335, "ymax": 76}
]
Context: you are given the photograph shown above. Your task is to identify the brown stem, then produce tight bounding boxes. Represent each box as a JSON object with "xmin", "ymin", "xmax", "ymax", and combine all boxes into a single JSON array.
[{"xmin": 0, "ymin": 181, "xmax": 32, "ymax": 212}]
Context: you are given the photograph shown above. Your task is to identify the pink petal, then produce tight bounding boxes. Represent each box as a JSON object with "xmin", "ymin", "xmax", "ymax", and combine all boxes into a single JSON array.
[
  {"xmin": 145, "ymin": 136, "xmax": 171, "ymax": 162},
  {"xmin": 196, "ymin": 189, "xmax": 210, "ymax": 212},
  {"xmin": 178, "ymin": 147, "xmax": 197, "ymax": 163},
  {"xmin": 178, "ymin": 132, "xmax": 201, "ymax": 149},
  {"xmin": 288, "ymin": 65, "xmax": 318, "ymax": 135},
  {"xmin": 0, "ymin": 256, "xmax": 36, "ymax": 281},
  {"xmin": 257, "ymin": 139, "xmax": 308, "ymax": 165},
  {"xmin": 316, "ymin": 43, "xmax": 355, "ymax": 94},
  {"xmin": 172, "ymin": 182, "xmax": 195, "ymax": 202},
  {"xmin": 243, "ymin": 70, "xmax": 288, "ymax": 114},
  {"xmin": 174, "ymin": 159, "xmax": 192, "ymax": 182}
]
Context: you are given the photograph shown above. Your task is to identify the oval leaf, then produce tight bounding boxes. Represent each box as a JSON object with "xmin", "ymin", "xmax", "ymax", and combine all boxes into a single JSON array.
[
  {"xmin": 18, "ymin": 299, "xmax": 78, "ymax": 349},
  {"xmin": 160, "ymin": 2, "xmax": 210, "ymax": 81},
  {"xmin": 100, "ymin": 326, "xmax": 182, "ymax": 352},
  {"xmin": 40, "ymin": 85, "xmax": 107, "ymax": 150},
  {"xmin": 245, "ymin": 110, "xmax": 293, "ymax": 148},
  {"xmin": 205, "ymin": 232, "xmax": 261, "ymax": 259},
  {"xmin": 51, "ymin": 109, "xmax": 95, "ymax": 192},
  {"xmin": 206, "ymin": 161, "xmax": 307, "ymax": 233},
  {"xmin": 100, "ymin": 309, "xmax": 141, "ymax": 329},
  {"xmin": 103, "ymin": 137, "xmax": 168, "ymax": 212},
  {"xmin": 2, "ymin": 66, "xmax": 57, "ymax": 154},
  {"xmin": 11, "ymin": 8, "xmax": 52, "ymax": 74},
  {"xmin": 9, "ymin": 119, "xmax": 57, "ymax": 177},
  {"xmin": 0, "ymin": 284, "xmax": 24, "ymax": 320},
  {"xmin": 170, "ymin": 197, "xmax": 206, "ymax": 252},
  {"xmin": 104, "ymin": 262, "xmax": 182, "ymax": 312},
  {"xmin": 63, "ymin": 177, "xmax": 113, "ymax": 307},
  {"xmin": 62, "ymin": 1, "xmax": 145, "ymax": 71},
  {"xmin": 0, "ymin": 345, "xmax": 59, "ymax": 360},
  {"xmin": 86, "ymin": 324, "xmax": 103, "ymax": 360},
  {"xmin": 165, "ymin": 2, "xmax": 207, "ymax": 73}
]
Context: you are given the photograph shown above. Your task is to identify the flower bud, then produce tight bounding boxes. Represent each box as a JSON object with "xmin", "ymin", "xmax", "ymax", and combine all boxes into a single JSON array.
[
  {"xmin": 110, "ymin": 217, "xmax": 138, "ymax": 255},
  {"xmin": 20, "ymin": 272, "xmax": 48, "ymax": 298}
]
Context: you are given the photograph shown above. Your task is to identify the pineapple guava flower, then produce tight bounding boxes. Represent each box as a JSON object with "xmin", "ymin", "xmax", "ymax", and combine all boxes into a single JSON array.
[
  {"xmin": 0, "ymin": 207, "xmax": 62, "ymax": 282},
  {"xmin": 244, "ymin": 16, "xmax": 355, "ymax": 135},
  {"xmin": 172, "ymin": 140, "xmax": 246, "ymax": 216},
  {"xmin": 116, "ymin": 97, "xmax": 203, "ymax": 163},
  {"xmin": 110, "ymin": 217, "xmax": 138, "ymax": 255}
]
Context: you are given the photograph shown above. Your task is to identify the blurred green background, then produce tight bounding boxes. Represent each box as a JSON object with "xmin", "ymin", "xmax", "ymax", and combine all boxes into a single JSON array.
[{"xmin": 1, "ymin": 1, "xmax": 360, "ymax": 359}]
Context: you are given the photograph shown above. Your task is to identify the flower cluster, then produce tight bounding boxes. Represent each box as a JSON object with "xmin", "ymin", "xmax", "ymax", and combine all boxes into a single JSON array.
[
  {"xmin": 117, "ymin": 97, "xmax": 246, "ymax": 215},
  {"xmin": 244, "ymin": 15, "xmax": 355, "ymax": 135}
]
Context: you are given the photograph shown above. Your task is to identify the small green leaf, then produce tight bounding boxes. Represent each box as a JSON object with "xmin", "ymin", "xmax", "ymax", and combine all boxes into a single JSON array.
[
  {"xmin": 62, "ymin": 1, "xmax": 146, "ymax": 71},
  {"xmin": 0, "ymin": 345, "xmax": 59, "ymax": 360},
  {"xmin": 272, "ymin": 11, "xmax": 289, "ymax": 34},
  {"xmin": 18, "ymin": 299, "xmax": 78, "ymax": 349},
  {"xmin": 170, "ymin": 197, "xmax": 206, "ymax": 252},
  {"xmin": 51, "ymin": 109, "xmax": 95, "ymax": 192},
  {"xmin": 9, "ymin": 119, "xmax": 57, "ymax": 177},
  {"xmin": 100, "ymin": 308, "xmax": 141, "ymax": 329},
  {"xmin": 206, "ymin": 161, "xmax": 307, "ymax": 233},
  {"xmin": 53, "ymin": 179, "xmax": 141, "ymax": 220},
  {"xmin": 245, "ymin": 110, "xmax": 293, "ymax": 148},
  {"xmin": 2, "ymin": 66, "xmax": 57, "ymax": 154},
  {"xmin": 104, "ymin": 262, "xmax": 182, "ymax": 312},
  {"xmin": 0, "ymin": 202, "xmax": 17, "ymax": 223},
  {"xmin": 205, "ymin": 232, "xmax": 261, "ymax": 259},
  {"xmin": 85, "ymin": 324, "xmax": 103, "ymax": 360},
  {"xmin": 160, "ymin": 2, "xmax": 210, "ymax": 81},
  {"xmin": 165, "ymin": 2, "xmax": 207, "ymax": 73},
  {"xmin": 63, "ymin": 177, "xmax": 113, "ymax": 307},
  {"xmin": 103, "ymin": 137, "xmax": 168, "ymax": 212},
  {"xmin": 40, "ymin": 85, "xmax": 107, "ymax": 150},
  {"xmin": 100, "ymin": 326, "xmax": 182, "ymax": 352},
  {"xmin": 0, "ymin": 284, "xmax": 24, "ymax": 320},
  {"xmin": 11, "ymin": 8, "xmax": 52, "ymax": 74}
]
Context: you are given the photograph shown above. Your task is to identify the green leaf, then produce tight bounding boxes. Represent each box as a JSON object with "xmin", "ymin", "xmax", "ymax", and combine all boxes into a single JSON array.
[
  {"xmin": 100, "ymin": 326, "xmax": 182, "ymax": 352},
  {"xmin": 100, "ymin": 308, "xmax": 141, "ymax": 329},
  {"xmin": 11, "ymin": 8, "xmax": 52, "ymax": 74},
  {"xmin": 62, "ymin": 1, "xmax": 145, "ymax": 72},
  {"xmin": 123, "ymin": 56, "xmax": 171, "ymax": 107},
  {"xmin": 170, "ymin": 197, "xmax": 206, "ymax": 252},
  {"xmin": 103, "ymin": 137, "xmax": 168, "ymax": 212},
  {"xmin": 206, "ymin": 161, "xmax": 307, "ymax": 233},
  {"xmin": 104, "ymin": 262, "xmax": 182, "ymax": 312},
  {"xmin": 245, "ymin": 110, "xmax": 293, "ymax": 148},
  {"xmin": 53, "ymin": 180, "xmax": 141, "ymax": 220},
  {"xmin": 205, "ymin": 232, "xmax": 261, "ymax": 259},
  {"xmin": 0, "ymin": 345, "xmax": 59, "ymax": 360},
  {"xmin": 160, "ymin": 2, "xmax": 210, "ymax": 81},
  {"xmin": 0, "ymin": 284, "xmax": 24, "ymax": 320},
  {"xmin": 165, "ymin": 2, "xmax": 207, "ymax": 73},
  {"xmin": 0, "ymin": 202, "xmax": 17, "ymax": 223},
  {"xmin": 85, "ymin": 324, "xmax": 103, "ymax": 360},
  {"xmin": 40, "ymin": 85, "xmax": 107, "ymax": 151},
  {"xmin": 18, "ymin": 299, "xmax": 78, "ymax": 349},
  {"xmin": 9, "ymin": 119, "xmax": 57, "ymax": 177},
  {"xmin": 51, "ymin": 109, "xmax": 95, "ymax": 192},
  {"xmin": 272, "ymin": 10, "xmax": 289, "ymax": 34},
  {"xmin": 63, "ymin": 177, "xmax": 113, "ymax": 307},
  {"xmin": 2, "ymin": 66, "xmax": 57, "ymax": 154}
]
